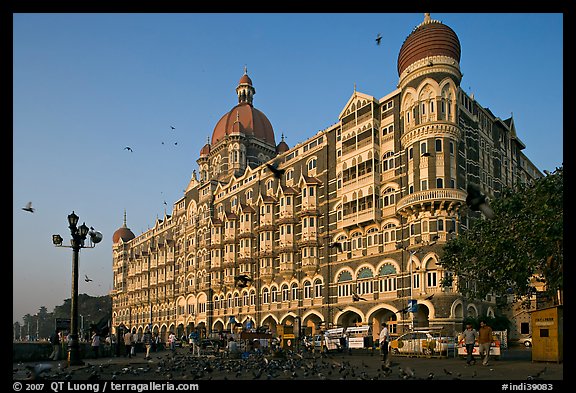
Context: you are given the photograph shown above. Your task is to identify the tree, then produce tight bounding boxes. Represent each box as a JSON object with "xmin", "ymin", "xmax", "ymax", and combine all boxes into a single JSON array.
[{"xmin": 440, "ymin": 166, "xmax": 563, "ymax": 303}]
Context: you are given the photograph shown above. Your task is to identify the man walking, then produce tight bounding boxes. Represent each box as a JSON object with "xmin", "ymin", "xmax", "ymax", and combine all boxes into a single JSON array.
[
  {"xmin": 478, "ymin": 320, "xmax": 493, "ymax": 366},
  {"xmin": 49, "ymin": 330, "xmax": 60, "ymax": 361},
  {"xmin": 462, "ymin": 322, "xmax": 478, "ymax": 365},
  {"xmin": 379, "ymin": 322, "xmax": 390, "ymax": 363}
]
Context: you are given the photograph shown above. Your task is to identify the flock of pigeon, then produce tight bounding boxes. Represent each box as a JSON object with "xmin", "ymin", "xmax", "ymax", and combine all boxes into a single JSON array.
[
  {"xmin": 13, "ymin": 347, "xmax": 551, "ymax": 381},
  {"xmin": 124, "ymin": 125, "xmax": 178, "ymax": 153}
]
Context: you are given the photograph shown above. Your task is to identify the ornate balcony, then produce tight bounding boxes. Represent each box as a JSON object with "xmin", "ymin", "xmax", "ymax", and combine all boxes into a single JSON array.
[{"xmin": 396, "ymin": 188, "xmax": 466, "ymax": 217}]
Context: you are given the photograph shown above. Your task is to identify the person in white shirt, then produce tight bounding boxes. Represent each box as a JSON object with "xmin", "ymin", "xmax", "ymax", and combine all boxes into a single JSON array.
[{"xmin": 379, "ymin": 322, "xmax": 390, "ymax": 362}]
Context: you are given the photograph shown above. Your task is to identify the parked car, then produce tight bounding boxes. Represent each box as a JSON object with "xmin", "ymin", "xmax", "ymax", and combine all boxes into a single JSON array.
[
  {"xmin": 389, "ymin": 331, "xmax": 451, "ymax": 355},
  {"xmin": 522, "ymin": 335, "xmax": 532, "ymax": 347}
]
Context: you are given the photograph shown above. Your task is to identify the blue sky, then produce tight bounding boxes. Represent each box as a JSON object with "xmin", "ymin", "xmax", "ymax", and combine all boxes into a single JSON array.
[{"xmin": 12, "ymin": 13, "xmax": 563, "ymax": 324}]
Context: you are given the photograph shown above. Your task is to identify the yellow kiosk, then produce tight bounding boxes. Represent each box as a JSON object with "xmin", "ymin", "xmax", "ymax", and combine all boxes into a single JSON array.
[{"xmin": 530, "ymin": 305, "xmax": 563, "ymax": 363}]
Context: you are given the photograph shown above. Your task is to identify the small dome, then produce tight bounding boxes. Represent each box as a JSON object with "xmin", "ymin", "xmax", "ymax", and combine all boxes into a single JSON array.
[
  {"xmin": 200, "ymin": 142, "xmax": 211, "ymax": 156},
  {"xmin": 113, "ymin": 211, "xmax": 135, "ymax": 244},
  {"xmin": 276, "ymin": 134, "xmax": 289, "ymax": 153},
  {"xmin": 113, "ymin": 226, "xmax": 135, "ymax": 244},
  {"xmin": 239, "ymin": 73, "xmax": 253, "ymax": 85},
  {"xmin": 397, "ymin": 14, "xmax": 461, "ymax": 76}
]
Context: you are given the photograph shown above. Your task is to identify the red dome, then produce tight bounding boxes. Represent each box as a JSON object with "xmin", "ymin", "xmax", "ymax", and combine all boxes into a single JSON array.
[
  {"xmin": 113, "ymin": 226, "xmax": 135, "ymax": 244},
  {"xmin": 200, "ymin": 143, "xmax": 211, "ymax": 156},
  {"xmin": 276, "ymin": 140, "xmax": 289, "ymax": 153},
  {"xmin": 211, "ymin": 102, "xmax": 276, "ymax": 146},
  {"xmin": 239, "ymin": 73, "xmax": 253, "ymax": 85},
  {"xmin": 397, "ymin": 17, "xmax": 461, "ymax": 76}
]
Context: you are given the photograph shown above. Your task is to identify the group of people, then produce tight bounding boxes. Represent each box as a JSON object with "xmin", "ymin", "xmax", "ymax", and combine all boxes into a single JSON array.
[
  {"xmin": 49, "ymin": 329, "xmax": 104, "ymax": 360},
  {"xmin": 377, "ymin": 320, "xmax": 494, "ymax": 366},
  {"xmin": 462, "ymin": 320, "xmax": 494, "ymax": 366}
]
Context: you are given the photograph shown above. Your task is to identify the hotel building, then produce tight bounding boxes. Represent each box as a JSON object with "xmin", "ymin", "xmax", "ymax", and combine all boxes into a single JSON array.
[{"xmin": 111, "ymin": 14, "xmax": 542, "ymax": 342}]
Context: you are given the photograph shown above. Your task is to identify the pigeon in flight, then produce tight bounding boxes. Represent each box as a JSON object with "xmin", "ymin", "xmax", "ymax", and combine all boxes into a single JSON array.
[
  {"xmin": 329, "ymin": 242, "xmax": 343, "ymax": 252},
  {"xmin": 170, "ymin": 126, "xmax": 175, "ymax": 130},
  {"xmin": 22, "ymin": 201, "xmax": 35, "ymax": 213},
  {"xmin": 375, "ymin": 33, "xmax": 382, "ymax": 45},
  {"xmin": 85, "ymin": 275, "xmax": 93, "ymax": 282},
  {"xmin": 234, "ymin": 274, "xmax": 253, "ymax": 288},
  {"xmin": 266, "ymin": 162, "xmax": 285, "ymax": 179},
  {"xmin": 465, "ymin": 182, "xmax": 494, "ymax": 219},
  {"xmin": 124, "ymin": 146, "xmax": 133, "ymax": 152},
  {"xmin": 352, "ymin": 293, "xmax": 367, "ymax": 302}
]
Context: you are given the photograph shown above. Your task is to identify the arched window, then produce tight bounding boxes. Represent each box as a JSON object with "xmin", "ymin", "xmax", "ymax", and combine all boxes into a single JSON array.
[
  {"xmin": 379, "ymin": 264, "xmax": 397, "ymax": 293},
  {"xmin": 382, "ymin": 187, "xmax": 396, "ymax": 207},
  {"xmin": 366, "ymin": 227, "xmax": 379, "ymax": 247},
  {"xmin": 271, "ymin": 285, "xmax": 279, "ymax": 302},
  {"xmin": 281, "ymin": 284, "xmax": 290, "ymax": 302},
  {"xmin": 291, "ymin": 282, "xmax": 298, "ymax": 300},
  {"xmin": 351, "ymin": 232, "xmax": 363, "ymax": 250},
  {"xmin": 314, "ymin": 279, "xmax": 323, "ymax": 297},
  {"xmin": 262, "ymin": 288, "xmax": 270, "ymax": 304},
  {"xmin": 303, "ymin": 281, "xmax": 312, "ymax": 299},
  {"xmin": 357, "ymin": 267, "xmax": 374, "ymax": 295},
  {"xmin": 337, "ymin": 271, "xmax": 353, "ymax": 297},
  {"xmin": 382, "ymin": 151, "xmax": 395, "ymax": 172},
  {"xmin": 307, "ymin": 158, "xmax": 317, "ymax": 171}
]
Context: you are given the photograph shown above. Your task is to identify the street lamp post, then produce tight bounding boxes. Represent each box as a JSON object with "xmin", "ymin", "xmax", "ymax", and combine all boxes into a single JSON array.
[{"xmin": 52, "ymin": 211, "xmax": 102, "ymax": 366}]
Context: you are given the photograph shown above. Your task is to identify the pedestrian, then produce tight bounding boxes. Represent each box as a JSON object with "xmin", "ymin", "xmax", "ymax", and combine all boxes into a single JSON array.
[
  {"xmin": 379, "ymin": 322, "xmax": 390, "ymax": 362},
  {"xmin": 110, "ymin": 333, "xmax": 117, "ymax": 357},
  {"xmin": 124, "ymin": 328, "xmax": 133, "ymax": 358},
  {"xmin": 91, "ymin": 330, "xmax": 100, "ymax": 359},
  {"xmin": 168, "ymin": 331, "xmax": 176, "ymax": 352},
  {"xmin": 478, "ymin": 320, "xmax": 493, "ymax": 366},
  {"xmin": 131, "ymin": 328, "xmax": 137, "ymax": 357},
  {"xmin": 188, "ymin": 329, "xmax": 200, "ymax": 356},
  {"xmin": 143, "ymin": 327, "xmax": 152, "ymax": 360},
  {"xmin": 151, "ymin": 332, "xmax": 158, "ymax": 352},
  {"xmin": 462, "ymin": 322, "xmax": 478, "ymax": 365},
  {"xmin": 49, "ymin": 329, "xmax": 60, "ymax": 361}
]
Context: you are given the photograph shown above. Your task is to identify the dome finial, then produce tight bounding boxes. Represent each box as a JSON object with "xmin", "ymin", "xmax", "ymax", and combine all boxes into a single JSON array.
[
  {"xmin": 281, "ymin": 133, "xmax": 285, "ymax": 142},
  {"xmin": 123, "ymin": 209, "xmax": 127, "ymax": 228},
  {"xmin": 424, "ymin": 13, "xmax": 431, "ymax": 23},
  {"xmin": 244, "ymin": 65, "xmax": 248, "ymax": 75}
]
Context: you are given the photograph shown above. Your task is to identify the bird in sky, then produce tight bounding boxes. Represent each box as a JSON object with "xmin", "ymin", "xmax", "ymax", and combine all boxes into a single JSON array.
[
  {"xmin": 22, "ymin": 201, "xmax": 35, "ymax": 213},
  {"xmin": 170, "ymin": 126, "xmax": 175, "ymax": 130},
  {"xmin": 266, "ymin": 162, "xmax": 285, "ymax": 179},
  {"xmin": 352, "ymin": 293, "xmax": 367, "ymax": 302},
  {"xmin": 124, "ymin": 146, "xmax": 133, "ymax": 152},
  {"xmin": 85, "ymin": 275, "xmax": 93, "ymax": 282},
  {"xmin": 375, "ymin": 33, "xmax": 382, "ymax": 45},
  {"xmin": 163, "ymin": 201, "xmax": 167, "ymax": 206}
]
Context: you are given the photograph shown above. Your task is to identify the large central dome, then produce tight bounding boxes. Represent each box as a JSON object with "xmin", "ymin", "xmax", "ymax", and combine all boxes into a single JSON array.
[
  {"xmin": 397, "ymin": 13, "xmax": 461, "ymax": 76},
  {"xmin": 211, "ymin": 71, "xmax": 276, "ymax": 146}
]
